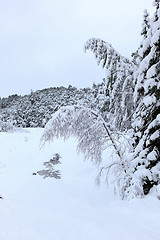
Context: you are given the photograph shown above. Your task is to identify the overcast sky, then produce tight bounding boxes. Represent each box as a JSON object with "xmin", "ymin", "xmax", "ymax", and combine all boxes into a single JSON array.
[{"xmin": 0, "ymin": 0, "xmax": 154, "ymax": 97}]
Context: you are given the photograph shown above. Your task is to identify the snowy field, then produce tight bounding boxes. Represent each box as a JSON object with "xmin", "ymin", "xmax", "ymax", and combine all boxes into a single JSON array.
[{"xmin": 0, "ymin": 128, "xmax": 160, "ymax": 240}]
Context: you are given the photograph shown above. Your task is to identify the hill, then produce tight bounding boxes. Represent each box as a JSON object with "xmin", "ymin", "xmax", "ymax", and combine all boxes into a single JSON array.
[{"xmin": 0, "ymin": 86, "xmax": 94, "ymax": 128}]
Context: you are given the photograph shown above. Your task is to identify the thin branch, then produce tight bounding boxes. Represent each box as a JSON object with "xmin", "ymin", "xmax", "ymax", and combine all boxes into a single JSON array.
[
  {"xmin": 96, "ymin": 161, "xmax": 120, "ymax": 185},
  {"xmin": 90, "ymin": 109, "xmax": 126, "ymax": 170}
]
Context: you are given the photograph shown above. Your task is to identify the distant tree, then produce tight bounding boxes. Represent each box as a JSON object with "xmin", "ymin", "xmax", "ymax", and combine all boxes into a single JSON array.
[{"xmin": 90, "ymin": 79, "xmax": 110, "ymax": 121}]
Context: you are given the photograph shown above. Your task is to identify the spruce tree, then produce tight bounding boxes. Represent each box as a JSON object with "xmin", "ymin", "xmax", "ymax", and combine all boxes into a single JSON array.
[{"xmin": 130, "ymin": 0, "xmax": 160, "ymax": 196}]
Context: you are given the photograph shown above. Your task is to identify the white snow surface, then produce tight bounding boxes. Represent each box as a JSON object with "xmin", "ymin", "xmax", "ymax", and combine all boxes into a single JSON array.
[
  {"xmin": 143, "ymin": 95, "xmax": 156, "ymax": 107},
  {"xmin": 0, "ymin": 128, "xmax": 160, "ymax": 240}
]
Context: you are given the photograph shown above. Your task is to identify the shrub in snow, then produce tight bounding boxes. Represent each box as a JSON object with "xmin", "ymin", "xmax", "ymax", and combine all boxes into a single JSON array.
[
  {"xmin": 33, "ymin": 153, "xmax": 61, "ymax": 179},
  {"xmin": 0, "ymin": 120, "xmax": 15, "ymax": 132}
]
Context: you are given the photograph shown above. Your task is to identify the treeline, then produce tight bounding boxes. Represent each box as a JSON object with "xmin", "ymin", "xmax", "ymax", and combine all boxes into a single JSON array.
[{"xmin": 0, "ymin": 86, "xmax": 95, "ymax": 128}]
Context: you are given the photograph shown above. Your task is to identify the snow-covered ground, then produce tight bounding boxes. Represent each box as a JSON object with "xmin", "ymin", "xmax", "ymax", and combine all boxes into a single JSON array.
[{"xmin": 0, "ymin": 128, "xmax": 160, "ymax": 240}]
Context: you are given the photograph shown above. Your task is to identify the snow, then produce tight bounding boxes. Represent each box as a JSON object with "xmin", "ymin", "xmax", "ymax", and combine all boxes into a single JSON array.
[
  {"xmin": 151, "ymin": 29, "xmax": 160, "ymax": 44},
  {"xmin": 144, "ymin": 78, "xmax": 157, "ymax": 93},
  {"xmin": 0, "ymin": 128, "xmax": 160, "ymax": 240},
  {"xmin": 143, "ymin": 95, "xmax": 156, "ymax": 107},
  {"xmin": 147, "ymin": 150, "xmax": 157, "ymax": 161},
  {"xmin": 146, "ymin": 64, "xmax": 157, "ymax": 79},
  {"xmin": 150, "ymin": 130, "xmax": 160, "ymax": 141},
  {"xmin": 157, "ymin": 113, "xmax": 160, "ymax": 122}
]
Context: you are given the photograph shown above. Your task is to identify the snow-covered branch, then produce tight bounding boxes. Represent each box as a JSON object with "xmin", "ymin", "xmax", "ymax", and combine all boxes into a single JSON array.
[
  {"xmin": 41, "ymin": 105, "xmax": 125, "ymax": 168},
  {"xmin": 84, "ymin": 38, "xmax": 134, "ymax": 71},
  {"xmin": 84, "ymin": 38, "xmax": 135, "ymax": 131}
]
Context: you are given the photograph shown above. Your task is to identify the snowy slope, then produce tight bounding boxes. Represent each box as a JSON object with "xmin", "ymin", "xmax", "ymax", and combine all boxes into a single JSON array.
[{"xmin": 0, "ymin": 128, "xmax": 160, "ymax": 240}]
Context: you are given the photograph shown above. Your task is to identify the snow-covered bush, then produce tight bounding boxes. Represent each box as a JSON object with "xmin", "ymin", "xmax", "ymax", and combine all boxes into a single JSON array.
[
  {"xmin": 0, "ymin": 120, "xmax": 15, "ymax": 132},
  {"xmin": 34, "ymin": 153, "xmax": 61, "ymax": 179}
]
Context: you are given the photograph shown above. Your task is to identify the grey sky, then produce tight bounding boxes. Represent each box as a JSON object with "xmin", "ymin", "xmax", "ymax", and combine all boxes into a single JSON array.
[{"xmin": 0, "ymin": 0, "xmax": 154, "ymax": 97}]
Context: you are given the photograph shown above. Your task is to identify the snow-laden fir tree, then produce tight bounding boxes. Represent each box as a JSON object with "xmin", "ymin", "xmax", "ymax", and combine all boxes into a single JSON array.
[
  {"xmin": 84, "ymin": 38, "xmax": 135, "ymax": 131},
  {"xmin": 125, "ymin": 1, "xmax": 160, "ymax": 197}
]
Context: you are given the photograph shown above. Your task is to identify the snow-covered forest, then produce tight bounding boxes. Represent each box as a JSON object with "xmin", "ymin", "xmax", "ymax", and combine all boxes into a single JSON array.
[{"xmin": 0, "ymin": 1, "xmax": 160, "ymax": 239}]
